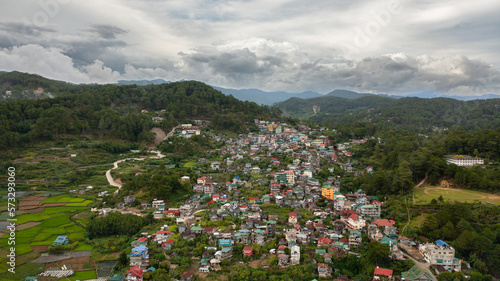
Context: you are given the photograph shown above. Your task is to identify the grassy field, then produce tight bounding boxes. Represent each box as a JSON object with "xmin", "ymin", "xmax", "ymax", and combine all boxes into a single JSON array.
[
  {"xmin": 413, "ymin": 185, "xmax": 500, "ymax": 205},
  {"xmin": 65, "ymin": 270, "xmax": 97, "ymax": 281}
]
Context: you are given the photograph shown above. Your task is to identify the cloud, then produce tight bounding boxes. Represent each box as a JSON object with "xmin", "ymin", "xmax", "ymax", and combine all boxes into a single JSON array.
[
  {"xmin": 0, "ymin": 22, "xmax": 56, "ymax": 36},
  {"xmin": 0, "ymin": 1, "xmax": 499, "ymax": 96},
  {"xmin": 178, "ymin": 38, "xmax": 500, "ymax": 95},
  {"xmin": 89, "ymin": 24, "xmax": 127, "ymax": 39},
  {"xmin": 0, "ymin": 44, "xmax": 91, "ymax": 83}
]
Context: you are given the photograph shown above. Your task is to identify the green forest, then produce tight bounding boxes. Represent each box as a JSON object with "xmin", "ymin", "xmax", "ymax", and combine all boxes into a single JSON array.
[
  {"xmin": 0, "ymin": 72, "xmax": 281, "ymax": 152},
  {"xmin": 276, "ymin": 94, "xmax": 500, "ymax": 133}
]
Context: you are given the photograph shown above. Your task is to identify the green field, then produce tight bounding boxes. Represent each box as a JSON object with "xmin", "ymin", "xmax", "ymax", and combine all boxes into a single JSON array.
[
  {"xmin": 0, "ymin": 195, "xmax": 94, "ymax": 279},
  {"xmin": 413, "ymin": 185, "xmax": 500, "ymax": 205},
  {"xmin": 64, "ymin": 270, "xmax": 97, "ymax": 281}
]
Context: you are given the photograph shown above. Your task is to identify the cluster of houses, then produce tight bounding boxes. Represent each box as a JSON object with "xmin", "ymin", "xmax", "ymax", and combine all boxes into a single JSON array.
[{"xmin": 103, "ymin": 119, "xmax": 462, "ymax": 280}]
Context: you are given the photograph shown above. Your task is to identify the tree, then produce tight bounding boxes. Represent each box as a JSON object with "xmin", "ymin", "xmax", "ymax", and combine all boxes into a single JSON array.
[
  {"xmin": 117, "ymin": 251, "xmax": 128, "ymax": 268},
  {"xmin": 366, "ymin": 241, "xmax": 390, "ymax": 266}
]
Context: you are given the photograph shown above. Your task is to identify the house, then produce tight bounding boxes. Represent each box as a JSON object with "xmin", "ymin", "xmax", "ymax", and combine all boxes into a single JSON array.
[
  {"xmin": 152, "ymin": 199, "xmax": 165, "ymax": 209},
  {"xmin": 252, "ymin": 229, "xmax": 266, "ymax": 245},
  {"xmin": 130, "ymin": 245, "xmax": 149, "ymax": 269},
  {"xmin": 278, "ymin": 254, "xmax": 290, "ymax": 267},
  {"xmin": 318, "ymin": 237, "xmax": 332, "ymax": 247},
  {"xmin": 419, "ymin": 240, "xmax": 461, "ymax": 272},
  {"xmin": 53, "ymin": 236, "xmax": 69, "ymax": 246},
  {"xmin": 162, "ymin": 240, "xmax": 174, "ymax": 250},
  {"xmin": 215, "ymin": 247, "xmax": 232, "ymax": 260},
  {"xmin": 243, "ymin": 246, "xmax": 253, "ymax": 257},
  {"xmin": 117, "ymin": 202, "xmax": 125, "ymax": 209},
  {"xmin": 347, "ymin": 213, "xmax": 366, "ymax": 230},
  {"xmin": 210, "ymin": 259, "xmax": 221, "ymax": 271},
  {"xmin": 164, "ymin": 209, "xmax": 180, "ymax": 218},
  {"xmin": 154, "ymin": 230, "xmax": 172, "ymax": 243},
  {"xmin": 349, "ymin": 230, "xmax": 362, "ymax": 248},
  {"xmin": 290, "ymin": 245, "xmax": 300, "ymax": 265},
  {"xmin": 218, "ymin": 239, "xmax": 232, "ymax": 247},
  {"xmin": 373, "ymin": 267, "xmax": 393, "ymax": 280},
  {"xmin": 318, "ymin": 263, "xmax": 332, "ymax": 278},
  {"xmin": 401, "ymin": 265, "xmax": 434, "ymax": 281},
  {"xmin": 288, "ymin": 212, "xmax": 298, "ymax": 224},
  {"xmin": 211, "ymin": 161, "xmax": 221, "ymax": 170},
  {"xmin": 179, "ymin": 271, "xmax": 193, "ymax": 281},
  {"xmin": 126, "ymin": 265, "xmax": 144, "ymax": 281},
  {"xmin": 131, "ymin": 237, "xmax": 149, "ymax": 247},
  {"xmin": 360, "ymin": 203, "xmax": 381, "ymax": 218},
  {"xmin": 373, "ymin": 219, "xmax": 396, "ymax": 227},
  {"xmin": 124, "ymin": 195, "xmax": 136, "ymax": 204}
]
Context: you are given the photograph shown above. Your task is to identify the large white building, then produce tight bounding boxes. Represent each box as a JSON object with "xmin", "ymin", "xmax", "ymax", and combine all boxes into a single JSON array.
[
  {"xmin": 445, "ymin": 155, "xmax": 484, "ymax": 166},
  {"xmin": 419, "ymin": 240, "xmax": 461, "ymax": 272},
  {"xmin": 290, "ymin": 245, "xmax": 300, "ymax": 265}
]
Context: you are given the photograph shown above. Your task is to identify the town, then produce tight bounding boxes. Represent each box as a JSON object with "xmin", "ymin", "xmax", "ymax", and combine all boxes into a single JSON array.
[{"xmin": 88, "ymin": 120, "xmax": 463, "ymax": 281}]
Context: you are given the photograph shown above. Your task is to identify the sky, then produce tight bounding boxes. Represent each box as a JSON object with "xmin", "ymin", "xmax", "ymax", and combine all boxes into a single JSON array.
[{"xmin": 1, "ymin": 0, "xmax": 500, "ymax": 96}]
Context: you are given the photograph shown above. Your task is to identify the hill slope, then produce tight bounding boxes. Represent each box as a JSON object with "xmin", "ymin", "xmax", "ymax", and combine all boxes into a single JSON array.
[
  {"xmin": 276, "ymin": 94, "xmax": 500, "ymax": 132},
  {"xmin": 0, "ymin": 74, "xmax": 281, "ymax": 150}
]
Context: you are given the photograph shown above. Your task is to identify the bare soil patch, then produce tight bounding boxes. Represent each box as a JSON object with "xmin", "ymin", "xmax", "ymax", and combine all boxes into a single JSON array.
[
  {"xmin": 21, "ymin": 207, "xmax": 45, "ymax": 213},
  {"xmin": 19, "ymin": 196, "xmax": 47, "ymax": 205},
  {"xmin": 32, "ymin": 245, "xmax": 50, "ymax": 252},
  {"xmin": 17, "ymin": 221, "xmax": 41, "ymax": 231},
  {"xmin": 249, "ymin": 258, "xmax": 270, "ymax": 269},
  {"xmin": 150, "ymin": 127, "xmax": 167, "ymax": 147}
]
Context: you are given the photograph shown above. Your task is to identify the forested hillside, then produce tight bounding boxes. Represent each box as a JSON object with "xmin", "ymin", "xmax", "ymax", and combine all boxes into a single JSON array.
[
  {"xmin": 276, "ymin": 95, "xmax": 500, "ymax": 133},
  {"xmin": 0, "ymin": 73, "xmax": 281, "ymax": 151}
]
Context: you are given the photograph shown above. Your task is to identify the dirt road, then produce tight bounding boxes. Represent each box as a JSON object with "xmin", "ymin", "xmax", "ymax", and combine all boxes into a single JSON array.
[{"xmin": 107, "ymin": 150, "xmax": 165, "ymax": 194}]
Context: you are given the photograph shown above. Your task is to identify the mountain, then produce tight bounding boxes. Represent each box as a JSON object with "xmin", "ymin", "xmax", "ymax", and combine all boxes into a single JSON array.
[
  {"xmin": 212, "ymin": 86, "xmax": 322, "ymax": 106},
  {"xmin": 115, "ymin": 79, "xmax": 172, "ymax": 86},
  {"xmin": 0, "ymin": 74, "xmax": 281, "ymax": 150},
  {"xmin": 275, "ymin": 93, "xmax": 500, "ymax": 133},
  {"xmin": 325, "ymin": 89, "xmax": 401, "ymax": 99},
  {"xmin": 115, "ymin": 80, "xmax": 323, "ymax": 105},
  {"xmin": 407, "ymin": 91, "xmax": 500, "ymax": 101}
]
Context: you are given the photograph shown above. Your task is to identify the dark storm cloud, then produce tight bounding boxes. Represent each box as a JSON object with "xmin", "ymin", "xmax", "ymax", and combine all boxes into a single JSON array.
[{"xmin": 63, "ymin": 40, "xmax": 128, "ymax": 69}]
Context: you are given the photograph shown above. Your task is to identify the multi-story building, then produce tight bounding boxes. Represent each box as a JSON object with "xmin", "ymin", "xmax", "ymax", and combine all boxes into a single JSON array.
[
  {"xmin": 321, "ymin": 185, "xmax": 334, "ymax": 200},
  {"xmin": 349, "ymin": 230, "xmax": 362, "ymax": 248},
  {"xmin": 285, "ymin": 170, "xmax": 295, "ymax": 184},
  {"xmin": 130, "ymin": 245, "xmax": 149, "ymax": 269},
  {"xmin": 445, "ymin": 155, "xmax": 484, "ymax": 166},
  {"xmin": 419, "ymin": 240, "xmax": 461, "ymax": 271},
  {"xmin": 359, "ymin": 203, "xmax": 381, "ymax": 218},
  {"xmin": 290, "ymin": 245, "xmax": 300, "ymax": 265},
  {"xmin": 318, "ymin": 263, "xmax": 332, "ymax": 278}
]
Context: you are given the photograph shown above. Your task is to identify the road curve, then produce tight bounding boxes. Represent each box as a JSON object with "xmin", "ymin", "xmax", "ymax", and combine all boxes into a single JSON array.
[{"xmin": 107, "ymin": 150, "xmax": 165, "ymax": 194}]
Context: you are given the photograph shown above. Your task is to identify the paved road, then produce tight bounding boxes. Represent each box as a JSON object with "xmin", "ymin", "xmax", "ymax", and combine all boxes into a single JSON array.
[{"xmin": 165, "ymin": 125, "xmax": 182, "ymax": 139}]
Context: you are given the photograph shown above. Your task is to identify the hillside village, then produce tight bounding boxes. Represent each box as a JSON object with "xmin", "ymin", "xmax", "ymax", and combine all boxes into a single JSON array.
[{"xmin": 95, "ymin": 120, "xmax": 463, "ymax": 281}]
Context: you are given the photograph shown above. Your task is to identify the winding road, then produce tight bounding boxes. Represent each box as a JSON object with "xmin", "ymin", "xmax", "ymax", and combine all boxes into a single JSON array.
[
  {"xmin": 106, "ymin": 125, "xmax": 179, "ymax": 194},
  {"xmin": 107, "ymin": 150, "xmax": 165, "ymax": 194}
]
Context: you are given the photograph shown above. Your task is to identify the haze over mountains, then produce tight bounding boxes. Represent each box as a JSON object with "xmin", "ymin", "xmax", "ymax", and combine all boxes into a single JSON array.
[
  {"xmin": 116, "ymin": 79, "xmax": 500, "ymax": 105},
  {"xmin": 2, "ymin": 72, "xmax": 499, "ymax": 106}
]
